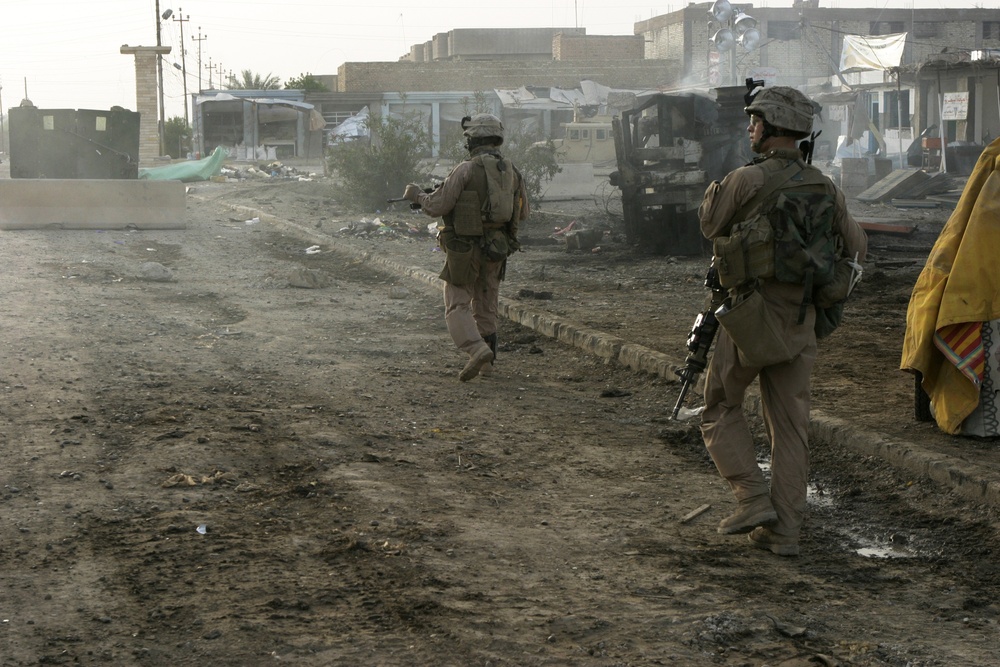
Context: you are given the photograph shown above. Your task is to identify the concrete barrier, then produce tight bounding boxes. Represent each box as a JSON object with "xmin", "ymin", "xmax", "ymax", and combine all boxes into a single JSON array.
[{"xmin": 0, "ymin": 179, "xmax": 186, "ymax": 230}]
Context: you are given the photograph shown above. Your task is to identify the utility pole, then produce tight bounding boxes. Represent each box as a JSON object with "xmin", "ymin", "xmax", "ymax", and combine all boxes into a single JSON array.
[
  {"xmin": 193, "ymin": 27, "xmax": 207, "ymax": 93},
  {"xmin": 173, "ymin": 8, "xmax": 190, "ymax": 127},
  {"xmin": 207, "ymin": 57, "xmax": 214, "ymax": 89},
  {"xmin": 155, "ymin": 0, "xmax": 166, "ymax": 155}
]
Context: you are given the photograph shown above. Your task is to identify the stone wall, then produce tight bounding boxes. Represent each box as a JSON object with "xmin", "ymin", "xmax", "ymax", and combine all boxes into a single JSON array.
[
  {"xmin": 552, "ymin": 34, "xmax": 644, "ymax": 61},
  {"xmin": 120, "ymin": 45, "xmax": 171, "ymax": 163}
]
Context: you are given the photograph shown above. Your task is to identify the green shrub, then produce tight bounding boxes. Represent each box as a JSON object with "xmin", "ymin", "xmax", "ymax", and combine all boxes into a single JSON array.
[{"xmin": 326, "ymin": 109, "xmax": 431, "ymax": 211}]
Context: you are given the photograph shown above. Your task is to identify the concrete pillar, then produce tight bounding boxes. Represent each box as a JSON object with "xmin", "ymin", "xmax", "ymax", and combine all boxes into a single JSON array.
[{"xmin": 120, "ymin": 45, "xmax": 171, "ymax": 165}]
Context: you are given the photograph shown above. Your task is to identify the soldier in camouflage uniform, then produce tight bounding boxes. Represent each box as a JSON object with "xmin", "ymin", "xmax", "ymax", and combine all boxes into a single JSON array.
[
  {"xmin": 698, "ymin": 87, "xmax": 867, "ymax": 556},
  {"xmin": 402, "ymin": 114, "xmax": 529, "ymax": 382}
]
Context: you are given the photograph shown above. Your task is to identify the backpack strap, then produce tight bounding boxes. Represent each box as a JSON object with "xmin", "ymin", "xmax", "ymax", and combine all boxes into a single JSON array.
[{"xmin": 731, "ymin": 159, "xmax": 804, "ymax": 223}]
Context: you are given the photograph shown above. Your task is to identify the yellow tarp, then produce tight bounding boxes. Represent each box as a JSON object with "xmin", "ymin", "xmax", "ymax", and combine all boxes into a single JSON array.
[{"xmin": 900, "ymin": 136, "xmax": 1000, "ymax": 434}]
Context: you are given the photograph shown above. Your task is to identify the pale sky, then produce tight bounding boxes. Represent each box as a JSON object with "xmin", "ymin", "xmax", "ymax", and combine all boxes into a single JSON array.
[{"xmin": 0, "ymin": 0, "xmax": 979, "ymax": 121}]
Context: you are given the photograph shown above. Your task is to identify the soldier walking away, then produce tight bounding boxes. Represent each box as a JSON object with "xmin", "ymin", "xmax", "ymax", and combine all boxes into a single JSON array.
[
  {"xmin": 697, "ymin": 85, "xmax": 867, "ymax": 556},
  {"xmin": 401, "ymin": 113, "xmax": 529, "ymax": 382}
]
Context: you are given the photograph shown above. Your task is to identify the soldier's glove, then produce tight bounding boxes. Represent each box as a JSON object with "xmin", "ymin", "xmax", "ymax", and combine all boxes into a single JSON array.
[{"xmin": 403, "ymin": 183, "xmax": 423, "ymax": 203}]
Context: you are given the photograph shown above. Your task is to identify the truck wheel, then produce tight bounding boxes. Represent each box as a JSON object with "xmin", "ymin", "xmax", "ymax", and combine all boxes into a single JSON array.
[{"xmin": 914, "ymin": 371, "xmax": 933, "ymax": 422}]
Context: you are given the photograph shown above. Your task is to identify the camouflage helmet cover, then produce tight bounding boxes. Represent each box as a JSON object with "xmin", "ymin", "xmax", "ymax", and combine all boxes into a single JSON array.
[
  {"xmin": 744, "ymin": 86, "xmax": 815, "ymax": 136},
  {"xmin": 462, "ymin": 113, "xmax": 504, "ymax": 139}
]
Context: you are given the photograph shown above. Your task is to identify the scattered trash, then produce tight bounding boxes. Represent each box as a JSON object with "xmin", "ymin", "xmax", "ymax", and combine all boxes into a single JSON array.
[
  {"xmin": 564, "ymin": 228, "xmax": 605, "ymax": 252},
  {"xmin": 305, "ymin": 245, "xmax": 321, "ymax": 254},
  {"xmin": 388, "ymin": 286, "xmax": 409, "ymax": 299},
  {"xmin": 197, "ymin": 524, "xmax": 208, "ymax": 535},
  {"xmin": 245, "ymin": 217, "xmax": 260, "ymax": 225},
  {"xmin": 673, "ymin": 405, "xmax": 706, "ymax": 421},
  {"xmin": 551, "ymin": 221, "xmax": 581, "ymax": 238}
]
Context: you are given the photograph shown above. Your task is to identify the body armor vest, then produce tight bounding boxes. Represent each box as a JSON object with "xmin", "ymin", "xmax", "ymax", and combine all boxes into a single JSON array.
[{"xmin": 444, "ymin": 151, "xmax": 517, "ymax": 237}]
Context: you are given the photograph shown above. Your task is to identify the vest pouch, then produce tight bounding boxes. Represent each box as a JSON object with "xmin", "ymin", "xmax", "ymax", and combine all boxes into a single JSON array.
[
  {"xmin": 716, "ymin": 290, "xmax": 794, "ymax": 367},
  {"xmin": 740, "ymin": 214, "xmax": 775, "ymax": 281},
  {"xmin": 714, "ymin": 214, "xmax": 775, "ymax": 289},
  {"xmin": 713, "ymin": 235, "xmax": 746, "ymax": 289},
  {"xmin": 482, "ymin": 229, "xmax": 509, "ymax": 262},
  {"xmin": 452, "ymin": 190, "xmax": 484, "ymax": 237},
  {"xmin": 440, "ymin": 237, "xmax": 479, "ymax": 286}
]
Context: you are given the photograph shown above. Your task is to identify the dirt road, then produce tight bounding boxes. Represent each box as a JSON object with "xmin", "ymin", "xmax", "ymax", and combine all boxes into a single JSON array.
[{"xmin": 0, "ymin": 175, "xmax": 997, "ymax": 666}]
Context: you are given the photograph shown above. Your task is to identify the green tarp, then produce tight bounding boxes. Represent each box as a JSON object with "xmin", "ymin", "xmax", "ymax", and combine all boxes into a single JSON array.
[{"xmin": 138, "ymin": 146, "xmax": 228, "ymax": 182}]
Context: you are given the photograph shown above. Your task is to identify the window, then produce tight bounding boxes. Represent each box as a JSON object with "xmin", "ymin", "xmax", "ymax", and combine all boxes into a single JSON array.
[
  {"xmin": 596, "ymin": 129, "xmax": 608, "ymax": 141},
  {"xmin": 884, "ymin": 90, "xmax": 911, "ymax": 129},
  {"xmin": 568, "ymin": 129, "xmax": 581, "ymax": 141},
  {"xmin": 985, "ymin": 22, "xmax": 1000, "ymax": 40},
  {"xmin": 870, "ymin": 21, "xmax": 905, "ymax": 35},
  {"xmin": 768, "ymin": 21, "xmax": 800, "ymax": 41},
  {"xmin": 913, "ymin": 22, "xmax": 940, "ymax": 39},
  {"xmin": 581, "ymin": 129, "xmax": 591, "ymax": 140}
]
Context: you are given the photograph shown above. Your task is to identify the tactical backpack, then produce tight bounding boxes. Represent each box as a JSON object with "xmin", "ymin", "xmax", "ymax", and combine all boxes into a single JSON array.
[{"xmin": 713, "ymin": 159, "xmax": 844, "ymax": 337}]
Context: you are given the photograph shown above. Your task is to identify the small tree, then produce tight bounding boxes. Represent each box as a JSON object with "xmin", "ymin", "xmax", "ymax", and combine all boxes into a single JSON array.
[
  {"xmin": 163, "ymin": 116, "xmax": 190, "ymax": 158},
  {"xmin": 285, "ymin": 73, "xmax": 328, "ymax": 92},
  {"xmin": 326, "ymin": 109, "xmax": 431, "ymax": 212},
  {"xmin": 228, "ymin": 70, "xmax": 281, "ymax": 90},
  {"xmin": 439, "ymin": 92, "xmax": 560, "ymax": 205}
]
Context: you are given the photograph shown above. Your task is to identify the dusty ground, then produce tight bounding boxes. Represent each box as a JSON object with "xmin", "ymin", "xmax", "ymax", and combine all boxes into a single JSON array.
[{"xmin": 0, "ymin": 167, "xmax": 998, "ymax": 666}]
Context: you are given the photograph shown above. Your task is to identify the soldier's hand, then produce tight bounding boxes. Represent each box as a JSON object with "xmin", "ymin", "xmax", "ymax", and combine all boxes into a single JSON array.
[{"xmin": 403, "ymin": 183, "xmax": 422, "ymax": 203}]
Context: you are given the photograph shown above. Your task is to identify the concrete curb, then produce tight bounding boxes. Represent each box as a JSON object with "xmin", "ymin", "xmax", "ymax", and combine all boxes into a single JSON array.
[
  {"xmin": 222, "ymin": 200, "xmax": 1000, "ymax": 510},
  {"xmin": 810, "ymin": 410, "xmax": 1000, "ymax": 508}
]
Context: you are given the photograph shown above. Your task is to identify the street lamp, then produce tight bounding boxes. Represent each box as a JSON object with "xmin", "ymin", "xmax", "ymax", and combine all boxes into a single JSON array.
[
  {"xmin": 156, "ymin": 3, "xmax": 173, "ymax": 156},
  {"xmin": 708, "ymin": 1, "xmax": 759, "ymax": 85}
]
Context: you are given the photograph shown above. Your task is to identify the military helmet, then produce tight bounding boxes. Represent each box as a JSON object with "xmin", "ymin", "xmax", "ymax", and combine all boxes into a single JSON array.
[
  {"xmin": 745, "ymin": 86, "xmax": 815, "ymax": 136},
  {"xmin": 462, "ymin": 113, "xmax": 504, "ymax": 140}
]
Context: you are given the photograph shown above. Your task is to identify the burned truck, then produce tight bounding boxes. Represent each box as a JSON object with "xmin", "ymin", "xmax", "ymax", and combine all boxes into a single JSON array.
[{"xmin": 609, "ymin": 85, "xmax": 750, "ymax": 255}]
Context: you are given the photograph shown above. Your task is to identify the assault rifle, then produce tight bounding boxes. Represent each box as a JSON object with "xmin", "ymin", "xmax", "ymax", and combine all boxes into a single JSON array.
[
  {"xmin": 671, "ymin": 263, "xmax": 726, "ymax": 420},
  {"xmin": 386, "ymin": 184, "xmax": 440, "ymax": 209}
]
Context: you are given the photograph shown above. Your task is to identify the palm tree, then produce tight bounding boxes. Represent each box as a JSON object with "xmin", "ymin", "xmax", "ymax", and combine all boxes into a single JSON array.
[{"xmin": 227, "ymin": 69, "xmax": 281, "ymax": 90}]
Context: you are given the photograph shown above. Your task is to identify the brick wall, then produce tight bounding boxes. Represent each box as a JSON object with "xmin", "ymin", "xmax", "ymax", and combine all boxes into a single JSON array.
[
  {"xmin": 120, "ymin": 45, "xmax": 171, "ymax": 163},
  {"xmin": 553, "ymin": 34, "xmax": 644, "ymax": 61},
  {"xmin": 337, "ymin": 59, "xmax": 679, "ymax": 93}
]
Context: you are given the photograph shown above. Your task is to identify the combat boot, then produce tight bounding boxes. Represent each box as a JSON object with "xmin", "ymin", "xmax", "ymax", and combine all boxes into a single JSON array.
[
  {"xmin": 459, "ymin": 343, "xmax": 494, "ymax": 382},
  {"xmin": 480, "ymin": 333, "xmax": 497, "ymax": 377},
  {"xmin": 717, "ymin": 495, "xmax": 777, "ymax": 534},
  {"xmin": 748, "ymin": 526, "xmax": 800, "ymax": 556}
]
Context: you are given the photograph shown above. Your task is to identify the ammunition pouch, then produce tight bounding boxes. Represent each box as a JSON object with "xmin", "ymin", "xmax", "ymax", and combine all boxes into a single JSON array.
[
  {"xmin": 482, "ymin": 229, "xmax": 510, "ymax": 262},
  {"xmin": 713, "ymin": 213, "xmax": 775, "ymax": 289},
  {"xmin": 715, "ymin": 290, "xmax": 794, "ymax": 367},
  {"xmin": 438, "ymin": 232, "xmax": 480, "ymax": 286}
]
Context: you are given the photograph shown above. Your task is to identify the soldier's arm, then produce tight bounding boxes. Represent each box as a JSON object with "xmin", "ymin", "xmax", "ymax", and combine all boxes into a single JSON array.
[{"xmin": 416, "ymin": 162, "xmax": 473, "ymax": 218}]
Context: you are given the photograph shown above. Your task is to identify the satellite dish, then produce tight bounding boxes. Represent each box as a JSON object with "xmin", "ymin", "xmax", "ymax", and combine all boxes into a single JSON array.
[
  {"xmin": 739, "ymin": 28, "xmax": 761, "ymax": 51},
  {"xmin": 734, "ymin": 12, "xmax": 757, "ymax": 33},
  {"xmin": 712, "ymin": 28, "xmax": 736, "ymax": 52},
  {"xmin": 709, "ymin": 0, "xmax": 733, "ymax": 24}
]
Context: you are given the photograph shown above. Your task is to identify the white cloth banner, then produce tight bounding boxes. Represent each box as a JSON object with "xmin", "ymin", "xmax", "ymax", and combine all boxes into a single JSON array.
[{"xmin": 839, "ymin": 33, "xmax": 907, "ymax": 72}]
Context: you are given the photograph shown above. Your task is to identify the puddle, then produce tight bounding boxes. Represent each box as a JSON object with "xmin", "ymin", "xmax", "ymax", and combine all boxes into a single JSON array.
[
  {"xmin": 851, "ymin": 536, "xmax": 917, "ymax": 559},
  {"xmin": 758, "ymin": 461, "xmax": 920, "ymax": 559}
]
